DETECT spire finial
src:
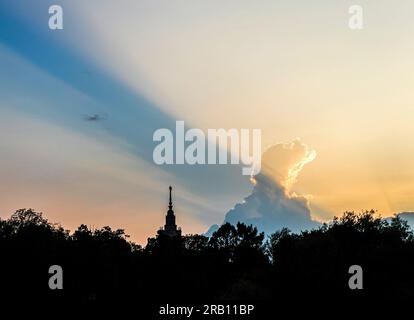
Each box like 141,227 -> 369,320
169,186 -> 173,210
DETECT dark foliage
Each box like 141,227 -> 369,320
1,208 -> 414,308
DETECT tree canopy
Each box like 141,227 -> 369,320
1,208 -> 414,306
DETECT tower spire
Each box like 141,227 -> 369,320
158,185 -> 181,238
169,185 -> 173,210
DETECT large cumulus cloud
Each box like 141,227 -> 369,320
207,139 -> 320,235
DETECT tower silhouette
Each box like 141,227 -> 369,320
158,186 -> 182,238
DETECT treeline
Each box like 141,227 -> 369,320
1,208 -> 414,306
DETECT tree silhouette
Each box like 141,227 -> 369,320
1,208 -> 414,307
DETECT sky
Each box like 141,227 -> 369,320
1,0 -> 414,243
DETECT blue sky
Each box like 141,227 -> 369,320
0,0 -> 253,242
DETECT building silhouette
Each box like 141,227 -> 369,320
158,186 -> 181,238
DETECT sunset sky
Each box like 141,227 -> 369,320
1,0 -> 414,243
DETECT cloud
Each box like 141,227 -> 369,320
207,139 -> 319,236
394,212 -> 414,230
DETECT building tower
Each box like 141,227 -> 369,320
158,186 -> 182,238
